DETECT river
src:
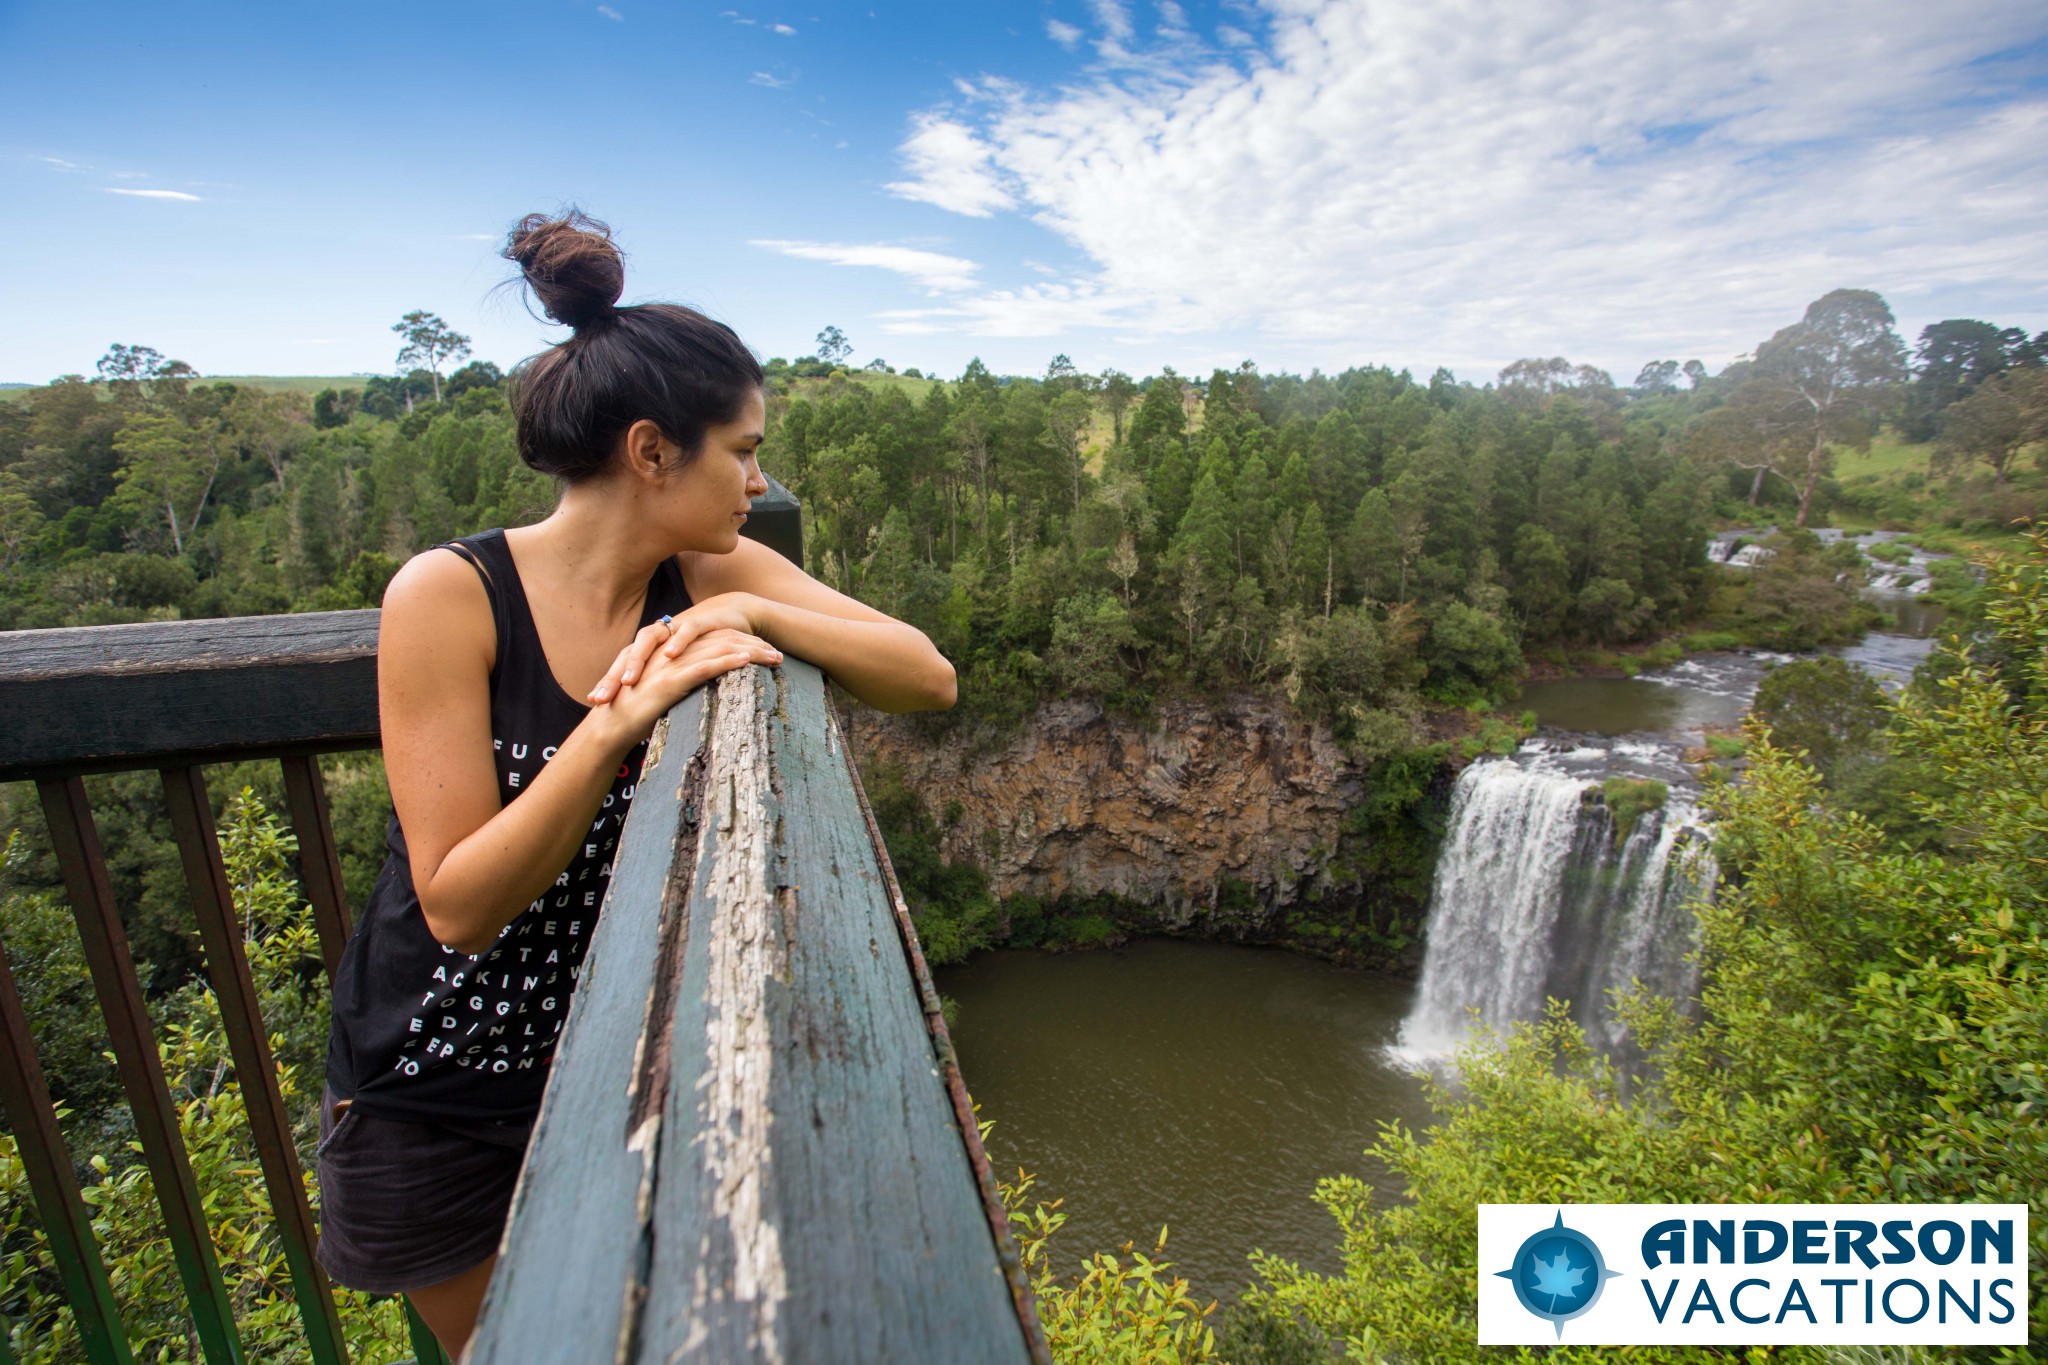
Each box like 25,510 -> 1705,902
938,939 -> 1431,1304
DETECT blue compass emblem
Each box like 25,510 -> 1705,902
1494,1211 -> 1621,1337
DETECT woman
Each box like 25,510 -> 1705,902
318,211 -> 957,1355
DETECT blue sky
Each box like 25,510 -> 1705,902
4,1 -> 2046,387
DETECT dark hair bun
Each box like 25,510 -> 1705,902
505,210 -> 625,331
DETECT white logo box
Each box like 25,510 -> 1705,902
1478,1203 -> 2029,1346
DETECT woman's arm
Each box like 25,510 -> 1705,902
381,550 -> 779,953
589,536 -> 957,714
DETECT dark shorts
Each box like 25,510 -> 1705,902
314,1089 -> 534,1295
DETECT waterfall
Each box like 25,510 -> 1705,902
1397,761 -> 1711,1061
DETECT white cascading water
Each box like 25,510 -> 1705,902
1397,760 -> 1712,1062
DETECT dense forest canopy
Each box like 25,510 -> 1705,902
5,292 -> 2041,746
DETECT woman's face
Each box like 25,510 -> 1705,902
663,387 -> 769,552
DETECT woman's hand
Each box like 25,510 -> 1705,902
587,595 -> 776,706
588,621 -> 782,742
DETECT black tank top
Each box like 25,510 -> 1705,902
325,529 -> 693,1124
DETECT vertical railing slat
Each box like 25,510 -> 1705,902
0,935 -> 136,1365
403,1299 -> 449,1365
159,766 -> 350,1365
278,756 -> 353,984
34,777 -> 245,1365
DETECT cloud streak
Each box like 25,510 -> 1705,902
883,0 -> 2048,374
106,187 -> 201,202
752,239 -> 982,293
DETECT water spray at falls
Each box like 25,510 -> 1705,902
1398,761 -> 1712,1061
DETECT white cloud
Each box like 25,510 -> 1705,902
106,188 -> 201,202
749,70 -> 795,88
1088,0 -> 1133,42
597,5 -> 623,20
884,112 -> 1015,218
883,0 -> 2048,374
752,239 -> 982,293
38,156 -> 88,172
1046,19 -> 1082,48
770,22 -> 796,35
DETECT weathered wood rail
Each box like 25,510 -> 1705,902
468,660 -> 1046,1363
0,479 -> 1044,1363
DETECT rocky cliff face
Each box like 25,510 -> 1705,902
853,695 -> 1400,943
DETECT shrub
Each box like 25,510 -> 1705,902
1599,776 -> 1668,843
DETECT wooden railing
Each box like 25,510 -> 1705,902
467,657 -> 1044,1364
0,482 -> 1044,1363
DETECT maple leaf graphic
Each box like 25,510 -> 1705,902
1527,1249 -> 1588,1310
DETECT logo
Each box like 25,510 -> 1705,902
1496,1210 -> 1622,1337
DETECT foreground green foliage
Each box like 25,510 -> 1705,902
1234,529 -> 2048,1362
1000,1162 -> 1219,1365
1,792 -> 414,1363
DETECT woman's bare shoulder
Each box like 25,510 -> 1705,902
379,546 -> 496,669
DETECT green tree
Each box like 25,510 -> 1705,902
1125,372 -> 1188,464
1049,590 -> 1137,697
231,387 -> 312,486
110,412 -> 226,555
391,310 -> 472,403
1751,656 -> 1888,782
1345,488 -> 1399,602
0,470 -> 48,577
1903,317 -> 2025,439
1748,288 -> 1910,527
1936,366 -> 2047,489
1289,501 -> 1331,617
1231,452 -> 1272,577
1047,389 -> 1095,517
1508,524 -> 1571,640
1170,472 -> 1233,583
1099,369 -> 1137,445
1423,600 -> 1519,695
815,324 -> 852,366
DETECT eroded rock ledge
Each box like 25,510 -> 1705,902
853,695 -> 1437,959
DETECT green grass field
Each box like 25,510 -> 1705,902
1834,432 -> 1934,480
0,374 -> 369,403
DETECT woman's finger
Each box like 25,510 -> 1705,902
680,650 -> 756,692
590,621 -> 682,703
586,644 -> 638,704
671,630 -> 781,667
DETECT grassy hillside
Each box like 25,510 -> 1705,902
0,374 -> 370,403
1833,431 -> 1934,481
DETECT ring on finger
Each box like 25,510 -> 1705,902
658,613 -> 675,640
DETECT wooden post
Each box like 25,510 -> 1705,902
470,662 -> 1042,1364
